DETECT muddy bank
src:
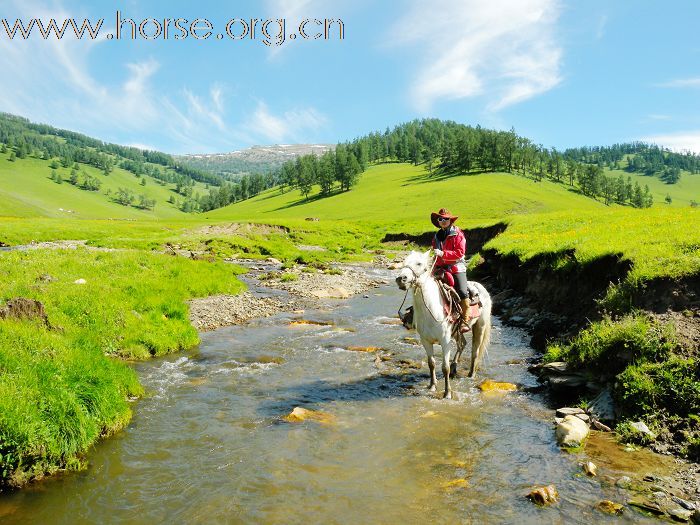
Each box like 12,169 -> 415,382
381,222 -> 508,255
474,248 -> 700,506
477,248 -> 634,348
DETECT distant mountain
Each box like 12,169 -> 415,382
177,144 -> 335,179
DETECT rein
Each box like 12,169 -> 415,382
398,256 -> 452,324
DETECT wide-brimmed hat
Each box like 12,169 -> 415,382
431,208 -> 459,228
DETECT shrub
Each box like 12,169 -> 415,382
544,313 -> 676,376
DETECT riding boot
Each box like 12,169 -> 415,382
459,298 -> 471,333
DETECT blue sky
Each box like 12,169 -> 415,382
1,0 -> 700,155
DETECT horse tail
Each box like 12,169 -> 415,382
478,313 -> 491,362
471,304 -> 492,373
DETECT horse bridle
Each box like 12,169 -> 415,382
397,256 -> 444,323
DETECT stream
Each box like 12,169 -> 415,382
1,269 -> 669,524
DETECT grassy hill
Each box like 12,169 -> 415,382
605,164 -> 700,207
0,149 -> 210,219
205,162 -> 605,229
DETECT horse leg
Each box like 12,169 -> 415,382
450,333 -> 465,379
422,339 -> 437,392
441,338 -> 453,399
468,326 -> 480,378
468,320 -> 486,378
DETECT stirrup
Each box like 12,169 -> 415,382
460,323 -> 472,333
469,294 -> 482,307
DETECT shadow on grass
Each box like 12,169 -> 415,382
401,167 -> 505,186
271,188 -> 347,212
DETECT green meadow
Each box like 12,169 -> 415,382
0,149 -> 210,220
206,162 -> 605,229
2,160 -> 700,484
0,248 -> 245,487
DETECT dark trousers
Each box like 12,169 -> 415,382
453,271 -> 469,300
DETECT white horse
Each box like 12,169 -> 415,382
395,250 -> 492,399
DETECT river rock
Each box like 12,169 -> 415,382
556,415 -> 590,447
346,346 -> 383,353
556,407 -> 585,417
540,361 -> 569,375
592,419 -> 612,432
548,374 -> 587,392
582,461 -> 597,476
597,500 -> 624,515
266,257 -> 282,265
629,421 -> 655,439
309,286 -> 353,299
628,496 -> 664,515
527,485 -> 558,505
74,278 -> 87,284
575,413 -> 591,423
632,420 -> 654,434
616,476 -> 632,488
282,407 -> 334,425
668,508 -> 693,522
672,497 -> 697,511
588,388 -> 615,422
478,380 -> 517,392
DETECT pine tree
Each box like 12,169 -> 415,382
632,182 -> 643,207
69,169 -> 79,185
8,151 -> 16,162
643,185 -> 653,208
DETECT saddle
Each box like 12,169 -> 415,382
399,276 -> 481,332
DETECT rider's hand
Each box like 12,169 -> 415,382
434,249 -> 444,257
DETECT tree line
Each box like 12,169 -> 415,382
0,113 -> 223,187
563,143 -> 699,181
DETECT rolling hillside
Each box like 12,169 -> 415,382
205,162 -> 606,229
0,149 -> 210,219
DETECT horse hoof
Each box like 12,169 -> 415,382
444,391 -> 452,400
449,363 -> 458,379
428,385 -> 437,393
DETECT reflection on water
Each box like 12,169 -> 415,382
2,282 -> 663,524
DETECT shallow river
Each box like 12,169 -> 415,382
2,271 -> 667,524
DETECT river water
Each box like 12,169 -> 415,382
1,271 -> 667,524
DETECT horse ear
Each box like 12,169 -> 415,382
423,249 -> 431,259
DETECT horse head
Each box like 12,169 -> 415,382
395,250 -> 432,290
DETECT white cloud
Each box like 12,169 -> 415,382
247,101 -> 327,142
641,131 -> 700,154
0,0 -> 331,153
657,78 -> 700,88
390,0 -> 563,112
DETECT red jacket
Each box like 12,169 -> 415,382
431,226 -> 466,273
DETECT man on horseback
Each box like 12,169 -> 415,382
431,208 -> 481,332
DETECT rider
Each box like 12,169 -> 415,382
431,208 -> 480,332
